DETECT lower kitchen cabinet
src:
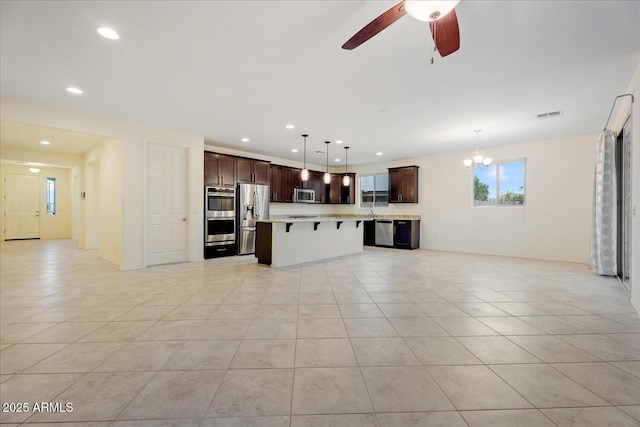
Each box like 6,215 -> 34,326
394,219 -> 420,249
363,220 -> 375,246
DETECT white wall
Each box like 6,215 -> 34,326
335,134 -> 595,264
81,139 -> 123,266
1,97 -> 205,270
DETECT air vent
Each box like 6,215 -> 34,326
537,110 -> 563,119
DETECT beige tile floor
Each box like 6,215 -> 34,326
1,239 -> 640,426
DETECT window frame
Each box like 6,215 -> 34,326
46,177 -> 56,215
472,157 -> 527,208
359,173 -> 389,208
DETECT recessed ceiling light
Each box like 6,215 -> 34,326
334,158 -> 341,162
241,137 -> 250,142
376,152 -> 383,156
291,148 -> 299,153
285,124 -> 295,129
29,167 -> 41,173
66,87 -> 83,95
97,27 -> 119,40
40,140 -> 51,145
335,140 -> 343,144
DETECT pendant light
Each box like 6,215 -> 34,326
342,146 -> 350,186
463,129 -> 492,168
323,141 -> 331,184
301,134 -> 309,181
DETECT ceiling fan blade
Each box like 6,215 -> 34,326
429,9 -> 460,57
342,1 -> 406,50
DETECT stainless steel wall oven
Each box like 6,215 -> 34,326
204,186 -> 236,258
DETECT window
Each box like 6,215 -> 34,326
360,174 -> 389,207
46,177 -> 56,215
473,159 -> 526,207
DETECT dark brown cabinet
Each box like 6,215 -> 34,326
388,166 -> 419,203
270,165 -> 284,202
204,152 -> 236,187
328,173 -> 355,204
270,165 -> 301,202
204,149 -> 356,205
308,171 -> 326,203
285,167 -> 302,202
342,173 -> 356,204
237,158 -> 270,184
329,174 -> 342,204
394,219 -> 420,249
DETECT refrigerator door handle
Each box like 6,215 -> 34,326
254,191 -> 260,220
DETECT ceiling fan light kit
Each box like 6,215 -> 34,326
342,0 -> 460,57
404,0 -> 460,22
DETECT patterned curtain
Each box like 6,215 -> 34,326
588,131 -> 617,275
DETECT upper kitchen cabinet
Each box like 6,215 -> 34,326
270,165 -> 301,202
204,152 -> 236,187
328,173 -> 356,204
308,170 -> 326,203
237,158 -> 270,185
285,167 -> 302,201
388,166 -> 419,203
270,165 -> 284,202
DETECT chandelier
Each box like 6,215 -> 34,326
463,130 -> 492,168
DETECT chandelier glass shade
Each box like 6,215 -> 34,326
464,130 -> 491,168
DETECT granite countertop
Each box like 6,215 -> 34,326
260,214 -> 421,223
258,216 -> 367,224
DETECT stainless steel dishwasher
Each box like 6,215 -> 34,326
374,219 -> 394,247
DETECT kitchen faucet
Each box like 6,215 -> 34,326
368,208 -> 374,218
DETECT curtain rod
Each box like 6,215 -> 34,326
603,93 -> 634,131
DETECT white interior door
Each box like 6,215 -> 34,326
147,142 -> 188,265
4,173 -> 40,240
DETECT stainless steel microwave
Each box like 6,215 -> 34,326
293,188 -> 315,203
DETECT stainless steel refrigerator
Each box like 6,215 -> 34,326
237,183 -> 270,255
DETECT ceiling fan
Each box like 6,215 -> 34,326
342,0 -> 461,57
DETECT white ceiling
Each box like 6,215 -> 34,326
1,1 -> 639,165
1,121 -> 105,155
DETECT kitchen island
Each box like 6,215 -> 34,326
255,217 -> 366,268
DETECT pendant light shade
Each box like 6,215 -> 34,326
323,141 -> 331,184
342,146 -> 350,187
301,134 -> 309,181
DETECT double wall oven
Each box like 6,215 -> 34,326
204,186 -> 236,258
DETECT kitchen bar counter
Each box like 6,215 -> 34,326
255,217 -> 365,268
